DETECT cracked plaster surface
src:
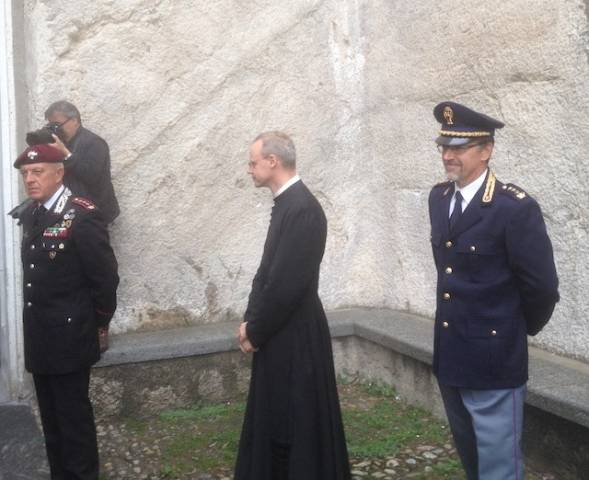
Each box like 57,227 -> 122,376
18,0 -> 589,360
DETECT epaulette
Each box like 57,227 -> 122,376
72,197 -> 97,210
499,183 -> 528,200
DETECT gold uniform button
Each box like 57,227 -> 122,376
30,245 -> 35,250
26,283 -> 32,288
445,241 -> 453,248
491,330 -> 497,336
445,267 -> 453,274
30,264 -> 35,269
443,292 -> 451,300
470,245 -> 476,252
442,321 -> 449,328
26,302 -> 32,307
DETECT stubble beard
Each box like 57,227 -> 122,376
446,171 -> 460,182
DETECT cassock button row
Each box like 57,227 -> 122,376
445,267 -> 453,274
442,321 -> 449,328
491,330 -> 497,336
443,292 -> 451,300
445,241 -> 453,248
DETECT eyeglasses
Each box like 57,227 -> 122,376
437,142 -> 488,154
46,117 -> 72,133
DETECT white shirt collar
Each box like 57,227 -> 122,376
455,168 -> 488,206
274,175 -> 301,198
43,185 -> 65,211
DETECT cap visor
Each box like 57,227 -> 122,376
435,135 -> 472,146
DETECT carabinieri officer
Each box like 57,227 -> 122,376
428,101 -> 559,480
15,143 -> 119,480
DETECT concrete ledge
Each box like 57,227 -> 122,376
94,308 -> 589,478
98,308 -> 589,429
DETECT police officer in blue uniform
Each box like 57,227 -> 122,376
15,143 -> 119,480
428,102 -> 559,480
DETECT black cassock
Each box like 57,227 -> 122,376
235,181 -> 351,480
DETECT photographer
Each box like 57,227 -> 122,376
43,100 -> 120,224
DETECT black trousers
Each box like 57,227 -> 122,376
33,369 -> 99,480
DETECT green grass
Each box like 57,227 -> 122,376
158,401 -> 244,475
160,401 -> 245,422
111,381 -> 458,478
430,458 -> 463,476
342,380 -> 450,458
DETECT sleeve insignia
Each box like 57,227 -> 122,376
72,197 -> 97,210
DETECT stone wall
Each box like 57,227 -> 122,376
18,0 -> 589,360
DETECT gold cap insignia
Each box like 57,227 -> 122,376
443,106 -> 454,125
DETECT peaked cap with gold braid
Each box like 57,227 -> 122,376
434,101 -> 505,146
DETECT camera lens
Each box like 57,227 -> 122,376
46,123 -> 61,134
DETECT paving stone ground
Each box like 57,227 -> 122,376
0,405 -> 48,480
95,423 -> 556,480
93,382 -> 558,480
0,388 -> 560,480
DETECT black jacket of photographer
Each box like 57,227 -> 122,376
64,126 -> 120,223
21,188 -> 119,374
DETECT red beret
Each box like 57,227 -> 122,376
14,144 -> 66,168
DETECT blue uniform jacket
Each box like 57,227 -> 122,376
429,171 -> 559,389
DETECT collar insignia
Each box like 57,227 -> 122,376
482,171 -> 496,203
53,188 -> 72,215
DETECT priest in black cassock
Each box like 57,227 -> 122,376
234,131 -> 351,480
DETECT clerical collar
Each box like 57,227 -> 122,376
274,175 -> 301,198
43,185 -> 65,211
455,169 -> 487,206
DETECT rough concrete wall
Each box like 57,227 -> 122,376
21,0 -> 372,331
363,0 -> 589,360
20,1 -> 589,360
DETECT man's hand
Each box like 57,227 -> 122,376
238,322 -> 258,354
49,134 -> 72,157
98,326 -> 109,353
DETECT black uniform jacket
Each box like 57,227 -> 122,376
235,181 -> 350,480
21,188 -> 119,375
64,126 -> 120,223
429,171 -> 559,390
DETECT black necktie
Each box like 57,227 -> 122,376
33,205 -> 47,227
449,191 -> 463,231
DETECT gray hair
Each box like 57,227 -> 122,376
254,131 -> 296,169
44,100 -> 81,122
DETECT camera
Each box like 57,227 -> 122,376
25,123 -> 60,146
